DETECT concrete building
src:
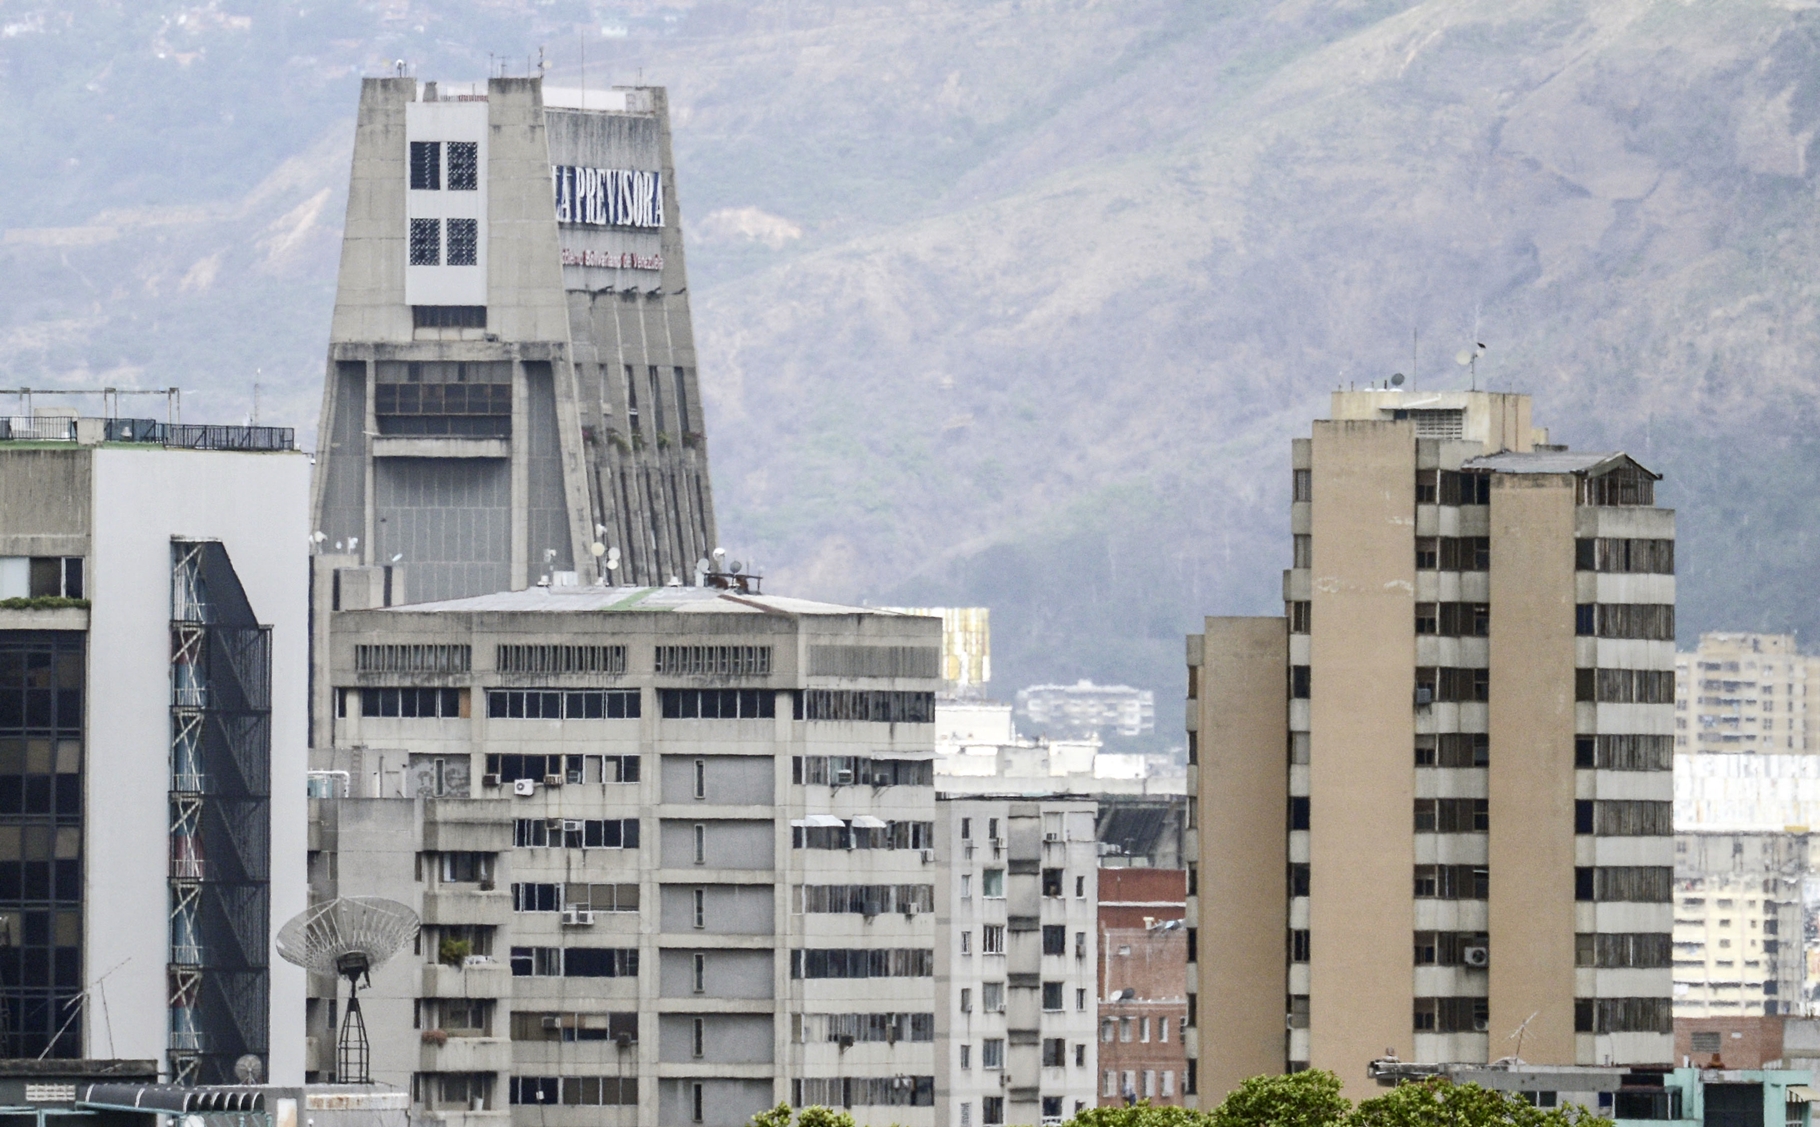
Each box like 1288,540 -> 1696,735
312,76 -> 719,606
1675,635 -> 1817,754
308,584 -> 941,1126
1673,834 -> 1806,1017
0,419 -> 309,1084
933,701 -> 1184,799
1096,869 -> 1186,1108
1188,390 -> 1676,1100
1017,683 -> 1155,739
933,797 -> 1098,1127
1674,1015 -> 1787,1069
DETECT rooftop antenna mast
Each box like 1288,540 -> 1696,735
1455,342 -> 1486,390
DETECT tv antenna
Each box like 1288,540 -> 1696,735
1508,1010 -> 1539,1066
1454,342 -> 1487,390
276,897 -> 420,1084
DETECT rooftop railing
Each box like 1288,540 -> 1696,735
0,416 -> 294,451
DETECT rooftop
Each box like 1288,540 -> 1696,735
1463,449 -> 1658,478
0,416 -> 294,452
384,584 -> 923,618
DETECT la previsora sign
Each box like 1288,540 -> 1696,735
553,166 -> 664,229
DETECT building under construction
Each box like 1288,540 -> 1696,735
312,77 -> 718,602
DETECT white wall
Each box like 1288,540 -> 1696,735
88,448 -> 310,1079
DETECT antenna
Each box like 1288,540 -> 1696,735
1454,342 -> 1486,390
1508,1010 -> 1539,1066
276,897 -> 420,1085
1412,328 -> 1418,389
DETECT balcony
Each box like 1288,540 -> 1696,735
419,1034 -> 512,1074
421,960 -> 512,999
421,889 -> 512,927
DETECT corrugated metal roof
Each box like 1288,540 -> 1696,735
385,585 -> 911,617
1463,450 -> 1657,477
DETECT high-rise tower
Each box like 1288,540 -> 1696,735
312,77 -> 718,603
1186,390 -> 1675,1099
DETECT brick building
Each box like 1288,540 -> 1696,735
1097,869 -> 1188,1106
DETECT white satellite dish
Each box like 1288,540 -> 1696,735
590,542 -> 606,557
276,897 -> 419,1084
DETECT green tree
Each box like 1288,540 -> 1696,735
749,1105 -> 794,1127
1210,1070 -> 1351,1127
746,1106 -> 857,1127
1065,1100 -> 1212,1127
1350,1079 -> 1597,1127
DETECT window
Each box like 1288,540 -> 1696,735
983,925 -> 1005,954
693,824 -> 705,865
508,1011 -> 637,1043
1293,469 -> 1311,502
961,875 -> 972,898
1289,796 -> 1310,831
1077,988 -> 1087,1012
1290,665 -> 1311,698
410,141 -> 441,190
1043,982 -> 1064,1011
1439,471 -> 1490,506
486,689 -> 640,719
496,644 -> 624,674
1043,925 -> 1066,955
447,141 -> 477,190
659,688 -> 775,719
983,982 -> 1004,1011
794,885 -> 935,914
1437,536 -> 1491,570
960,931 -> 971,955
1415,470 -> 1437,503
982,870 -> 1004,898
1416,666 -> 1489,703
960,1044 -> 971,1069
1576,866 -> 1672,902
1287,995 -> 1309,1029
795,689 -> 936,723
440,852 -> 493,883
1141,1017 -> 1151,1042
961,818 -> 972,839
983,1097 -> 1004,1125
691,953 -> 706,993
358,643 -> 470,673
508,1076 -> 637,1107
1578,465 -> 1657,507
1416,733 -> 1488,767
512,818 -> 639,850
508,947 -> 635,977
409,218 -> 441,265
1413,798 -> 1489,833
1575,669 -> 1675,704
1414,997 -> 1488,1033
790,949 -> 936,979
1119,1017 -> 1133,1042
1575,538 -> 1674,574
1413,865 -> 1489,899
1574,603 -> 1676,640
1578,800 -> 1673,836
691,1017 -> 705,1058
1042,868 -> 1064,897
411,305 -> 486,329
1289,929 -> 1311,962
1075,875 -> 1086,898
512,883 -> 561,912
1290,732 -> 1310,764
692,888 -> 705,929
1412,931 -> 1490,966
1573,997 -> 1672,1033
1415,538 -> 1439,569
1289,863 -> 1310,897
1415,603 -> 1438,635
1574,932 -> 1671,968
982,1039 -> 1005,1069
692,1082 -> 704,1123
795,755 -> 933,787
692,759 -> 706,799
1293,535 -> 1312,568
1076,1043 -> 1087,1066
446,218 -> 478,266
1289,600 -> 1311,633
1159,1017 -> 1170,1043
362,687 -> 462,718
1043,1038 -> 1065,1067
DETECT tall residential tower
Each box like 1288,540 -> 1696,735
1187,391 -> 1675,1099
313,77 -> 717,604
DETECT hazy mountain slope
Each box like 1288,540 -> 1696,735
1,0 -> 1817,739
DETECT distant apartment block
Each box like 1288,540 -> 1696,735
1017,682 -> 1155,738
1189,390 -> 1674,1099
309,583 -> 941,1125
934,701 -> 1183,798
1676,634 -> 1818,753
934,798 -> 1098,1127
1673,834 -> 1806,1017
1096,869 -> 1186,1108
0,419 -> 308,1084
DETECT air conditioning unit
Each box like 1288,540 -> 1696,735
513,778 -> 536,797
1044,832 -> 1062,842
481,773 -> 502,788
562,819 -> 583,832
1473,1016 -> 1490,1033
543,773 -> 564,788
541,1016 -> 561,1031
561,906 -> 595,926
1415,687 -> 1434,706
1462,946 -> 1490,968
920,849 -> 935,863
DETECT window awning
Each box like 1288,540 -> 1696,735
848,815 -> 888,829
1785,1088 -> 1820,1104
799,814 -> 845,828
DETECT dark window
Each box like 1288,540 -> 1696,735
1288,797 -> 1310,831
789,948 -> 935,979
411,305 -> 487,329
1578,866 -> 1672,902
1578,465 -> 1657,507
1578,669 -> 1675,704
1042,982 -> 1064,1011
1288,929 -> 1310,962
1573,997 -> 1672,1033
1415,470 -> 1437,503
1186,928 -> 1197,962
1577,604 -> 1676,640
1042,926 -> 1066,956
1415,603 -> 1437,634
1576,538 -> 1674,574
1575,736 -> 1595,769
486,689 -> 640,720
1415,996 -> 1488,1033
410,141 -> 441,190
409,218 -> 441,265
1293,469 -> 1311,502
1415,538 -> 1439,569
1414,865 -> 1488,899
1590,801 -> 1673,836
360,687 -> 461,718
446,142 -> 478,190
1575,800 -> 1594,834
1414,799 -> 1488,833
796,690 -> 935,723
1186,731 -> 1198,765
1042,1038 -> 1065,1067
659,688 -> 776,720
1041,869 -> 1063,897
1289,601 -> 1310,633
1288,863 -> 1309,897
1439,471 -> 1491,506
1575,932 -> 1671,968
1438,537 -> 1491,570
447,218 -> 478,266
1290,666 -> 1310,699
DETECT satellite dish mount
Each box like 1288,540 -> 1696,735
276,897 -> 419,1086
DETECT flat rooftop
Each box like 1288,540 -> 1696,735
385,584 -> 924,618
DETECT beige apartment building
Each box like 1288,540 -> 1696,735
1185,390 -> 1675,1101
1675,634 -> 1818,753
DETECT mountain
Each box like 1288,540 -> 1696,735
4,0 -> 1819,745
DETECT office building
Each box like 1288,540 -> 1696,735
1017,683 -> 1155,739
1675,634 -> 1818,753
312,76 -> 718,605
0,417 -> 308,1083
1672,833 -> 1806,1017
309,582 -> 940,1125
1096,869 -> 1187,1107
933,797 -> 1098,1127
1188,390 -> 1675,1099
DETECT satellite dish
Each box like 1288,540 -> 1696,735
276,897 -> 419,1084
606,546 -> 620,562
729,560 -> 744,574
712,547 -> 726,560
1391,373 -> 1405,387
1455,349 -> 1473,366
606,558 -> 619,571
594,523 -> 608,537
590,542 -> 606,557
234,1054 -> 264,1084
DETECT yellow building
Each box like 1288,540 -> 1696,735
1675,633 -> 1818,753
1186,390 -> 1674,1101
